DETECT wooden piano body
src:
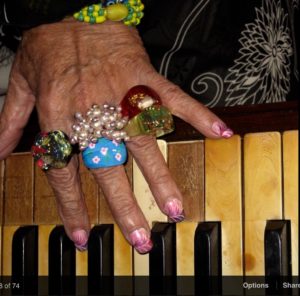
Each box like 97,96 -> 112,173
0,101 -> 298,294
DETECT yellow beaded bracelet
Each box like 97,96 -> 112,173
73,0 -> 144,25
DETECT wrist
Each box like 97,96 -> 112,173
22,15 -> 144,55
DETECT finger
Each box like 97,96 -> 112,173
145,74 -> 234,139
0,63 -> 35,159
46,155 -> 91,251
126,136 -> 185,222
37,93 -> 91,251
92,165 -> 153,254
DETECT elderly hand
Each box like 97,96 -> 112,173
0,19 -> 233,253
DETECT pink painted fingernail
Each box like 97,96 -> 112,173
212,122 -> 234,138
75,243 -> 88,252
130,228 -> 153,254
72,229 -> 88,251
164,198 -> 185,222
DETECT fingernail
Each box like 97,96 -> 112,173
164,198 -> 185,222
212,122 -> 234,138
72,229 -> 88,251
130,228 -> 153,254
75,243 -> 88,252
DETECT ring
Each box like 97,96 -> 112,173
70,86 -> 174,151
120,85 -> 162,119
31,131 -> 73,171
121,85 -> 175,137
123,105 -> 174,137
70,104 -> 129,151
82,137 -> 127,169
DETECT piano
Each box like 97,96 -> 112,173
0,101 -> 298,295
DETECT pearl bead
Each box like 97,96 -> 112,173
112,131 -> 120,137
91,121 -> 101,128
83,124 -> 90,130
72,124 -> 81,132
116,122 -> 123,129
71,103 -> 129,147
102,115 -> 109,122
75,112 -> 83,120
70,137 -> 78,145
79,131 -> 88,138
109,115 -> 116,122
93,109 -> 101,116
94,130 -> 102,137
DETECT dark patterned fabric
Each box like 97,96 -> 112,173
139,0 -> 300,106
0,0 -> 299,107
0,0 -> 99,28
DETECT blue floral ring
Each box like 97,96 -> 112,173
82,138 -> 127,169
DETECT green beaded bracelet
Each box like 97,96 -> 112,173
73,0 -> 144,26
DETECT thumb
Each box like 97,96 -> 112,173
0,68 -> 35,159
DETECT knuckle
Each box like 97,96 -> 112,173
47,165 -> 79,193
162,85 -> 186,109
0,117 -> 8,133
128,135 -> 156,152
152,77 -> 182,99
150,170 -> 171,187
111,196 -> 138,219
161,83 -> 182,98
58,199 -> 86,220
92,166 -> 120,181
92,167 -> 139,219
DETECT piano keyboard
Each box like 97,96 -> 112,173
0,132 -> 298,294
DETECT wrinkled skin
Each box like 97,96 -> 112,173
0,18 -> 233,252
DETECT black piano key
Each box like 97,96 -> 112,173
12,225 -> 38,295
149,222 -> 176,295
48,225 -> 76,295
88,224 -> 114,295
265,220 -> 292,295
194,221 -> 222,276
194,221 -> 222,295
265,220 -> 292,276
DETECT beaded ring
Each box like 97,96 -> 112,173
73,0 -> 144,26
70,104 -> 129,151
